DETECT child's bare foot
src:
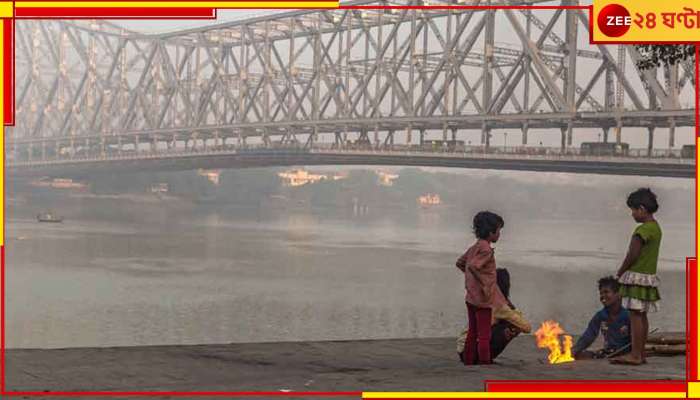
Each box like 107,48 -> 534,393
609,355 -> 644,365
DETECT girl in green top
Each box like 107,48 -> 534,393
611,188 -> 661,366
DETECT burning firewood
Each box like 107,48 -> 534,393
535,321 -> 574,364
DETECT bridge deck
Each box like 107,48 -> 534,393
9,149 -> 696,178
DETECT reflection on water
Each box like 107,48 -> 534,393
6,200 -> 690,349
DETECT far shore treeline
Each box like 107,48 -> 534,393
9,168 -> 692,223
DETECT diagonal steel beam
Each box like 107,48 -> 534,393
88,38 -> 128,132
576,10 -> 645,111
156,43 -> 197,128
457,75 -> 484,113
119,45 -> 158,129
575,61 -> 606,110
504,9 -> 567,112
413,6 -> 481,114
529,63 -> 564,113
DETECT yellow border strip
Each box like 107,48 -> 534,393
0,2 -> 12,17
363,392 -> 687,399
689,382 -> 700,398
15,1 -> 339,8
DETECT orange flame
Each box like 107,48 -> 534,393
535,320 -> 575,364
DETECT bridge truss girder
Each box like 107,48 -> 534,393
7,0 -> 696,164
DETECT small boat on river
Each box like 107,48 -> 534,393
37,211 -> 63,223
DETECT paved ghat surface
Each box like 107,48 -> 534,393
6,336 -> 685,398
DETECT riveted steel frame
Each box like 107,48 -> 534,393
7,0 -> 696,164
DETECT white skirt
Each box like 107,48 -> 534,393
621,297 -> 659,313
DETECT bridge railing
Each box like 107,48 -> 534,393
309,143 -> 693,161
8,142 -> 695,167
305,147 -> 694,165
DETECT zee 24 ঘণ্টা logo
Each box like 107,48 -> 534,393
595,1 -> 700,41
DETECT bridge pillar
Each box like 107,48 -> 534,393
602,127 -> 609,143
560,128 -> 566,150
668,118 -> 676,148
334,131 -> 340,147
522,124 -> 528,145
451,128 -> 457,142
481,123 -> 489,147
359,128 -> 368,146
419,129 -> 425,146
615,121 -> 622,144
566,121 -> 573,147
647,127 -> 655,157
263,130 -> 271,148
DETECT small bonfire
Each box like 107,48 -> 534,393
535,320 -> 575,364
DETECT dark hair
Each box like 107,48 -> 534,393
496,268 -> 511,299
626,188 -> 659,213
598,276 -> 620,292
473,211 -> 504,240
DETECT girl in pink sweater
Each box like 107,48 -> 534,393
456,211 -> 507,365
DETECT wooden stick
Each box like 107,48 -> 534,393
605,328 -> 659,359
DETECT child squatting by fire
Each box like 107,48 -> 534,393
572,276 -> 631,360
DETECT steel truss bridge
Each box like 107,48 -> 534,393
6,0 -> 697,178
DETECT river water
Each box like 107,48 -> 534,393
5,171 -> 692,349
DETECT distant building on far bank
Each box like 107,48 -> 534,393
417,194 -> 441,207
278,169 -> 345,187
198,169 -> 221,185
376,170 -> 399,186
29,177 -> 87,190
150,183 -> 169,194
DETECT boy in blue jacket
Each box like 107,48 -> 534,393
572,276 -> 631,359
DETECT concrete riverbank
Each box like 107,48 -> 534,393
6,336 -> 685,398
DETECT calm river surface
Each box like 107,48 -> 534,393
6,173 -> 692,349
